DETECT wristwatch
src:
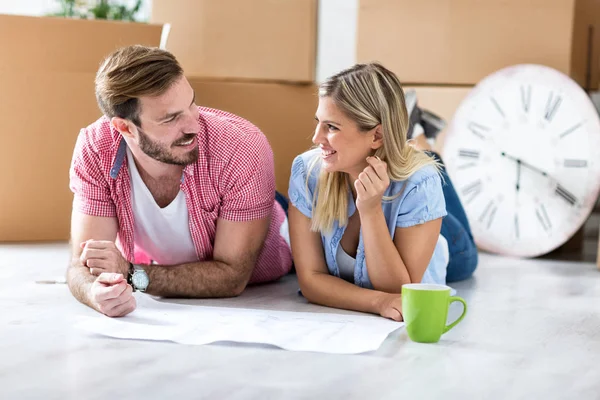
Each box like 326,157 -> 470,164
128,263 -> 150,292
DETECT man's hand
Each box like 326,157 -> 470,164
90,273 -> 136,317
80,240 -> 130,276
375,293 -> 403,322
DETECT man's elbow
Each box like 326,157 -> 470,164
227,278 -> 248,297
66,261 -> 83,288
212,257 -> 257,297
225,266 -> 252,297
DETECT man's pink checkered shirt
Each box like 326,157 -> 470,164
69,107 -> 292,284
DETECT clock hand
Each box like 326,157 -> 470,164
500,152 -> 549,178
501,152 -> 579,206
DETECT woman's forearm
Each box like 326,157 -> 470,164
298,271 -> 386,316
360,208 -> 412,292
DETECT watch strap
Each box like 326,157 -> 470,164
127,262 -> 134,286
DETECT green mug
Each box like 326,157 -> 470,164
401,283 -> 467,343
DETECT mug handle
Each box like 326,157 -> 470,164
443,296 -> 467,334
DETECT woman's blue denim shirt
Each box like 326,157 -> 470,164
288,149 -> 449,288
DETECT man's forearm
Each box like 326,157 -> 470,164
66,262 -> 96,310
143,260 -> 251,298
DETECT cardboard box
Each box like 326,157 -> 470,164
152,0 -> 317,83
0,15 -> 164,73
358,0 -> 600,90
403,85 -> 472,155
189,79 -> 318,194
0,15 -> 164,242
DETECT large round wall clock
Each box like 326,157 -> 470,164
442,64 -> 600,257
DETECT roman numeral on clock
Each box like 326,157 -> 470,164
514,214 -> 520,239
559,122 -> 583,139
535,204 -> 552,232
490,96 -> 506,118
544,92 -> 562,122
520,85 -> 531,113
555,184 -> 577,205
468,122 -> 490,139
478,200 -> 497,229
459,149 -> 480,159
458,163 -> 477,170
563,159 -> 588,168
461,180 -> 482,204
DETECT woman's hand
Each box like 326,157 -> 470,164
375,292 -> 403,321
354,156 -> 390,215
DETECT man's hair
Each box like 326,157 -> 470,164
95,45 -> 184,127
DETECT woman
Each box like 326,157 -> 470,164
287,63 -> 477,321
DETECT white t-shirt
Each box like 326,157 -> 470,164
127,147 -> 198,265
336,244 -> 356,283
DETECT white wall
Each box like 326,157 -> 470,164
316,0 -> 358,82
0,0 -> 55,16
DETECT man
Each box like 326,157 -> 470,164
68,45 -> 292,317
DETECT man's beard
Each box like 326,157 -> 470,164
138,128 -> 199,166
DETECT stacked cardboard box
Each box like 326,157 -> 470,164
0,15 -> 164,241
359,0 -> 600,254
358,0 -> 600,89
152,0 -> 319,194
359,0 -> 600,156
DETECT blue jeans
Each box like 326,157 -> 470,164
275,191 -> 289,215
428,152 -> 478,282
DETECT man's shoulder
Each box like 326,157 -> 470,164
199,106 -> 271,157
199,107 -> 261,140
78,115 -> 118,154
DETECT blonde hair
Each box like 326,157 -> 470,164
309,63 -> 439,233
95,45 -> 183,127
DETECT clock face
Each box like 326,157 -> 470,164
443,64 -> 600,257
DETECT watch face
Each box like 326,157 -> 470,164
443,64 -> 600,257
132,270 -> 149,290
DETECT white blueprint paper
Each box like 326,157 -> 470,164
75,293 -> 403,354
